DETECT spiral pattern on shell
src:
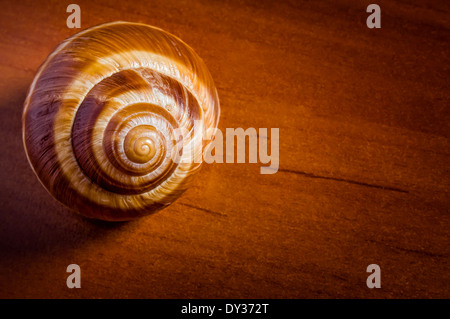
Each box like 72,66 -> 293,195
22,22 -> 220,221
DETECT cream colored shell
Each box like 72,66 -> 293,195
22,22 -> 220,221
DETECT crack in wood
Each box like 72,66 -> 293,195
178,202 -> 228,217
278,169 -> 409,193
366,239 -> 445,258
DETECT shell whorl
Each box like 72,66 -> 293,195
22,22 -> 220,221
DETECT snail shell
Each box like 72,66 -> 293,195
22,22 -> 220,221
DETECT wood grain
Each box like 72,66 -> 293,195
0,0 -> 448,298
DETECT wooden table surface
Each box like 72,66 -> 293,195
0,0 -> 448,298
